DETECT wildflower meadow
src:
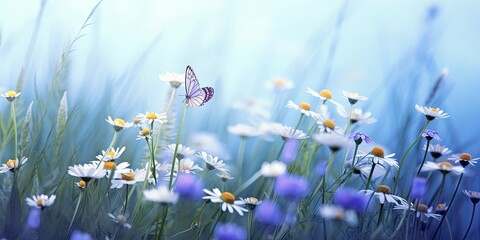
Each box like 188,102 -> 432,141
0,1 -> 479,240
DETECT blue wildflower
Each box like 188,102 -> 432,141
70,230 -> 93,240
315,162 -> 327,176
175,174 -> 205,200
349,131 -> 372,145
256,200 -> 281,225
275,175 -> 309,200
27,208 -> 41,229
334,188 -> 367,212
422,129 -> 440,141
281,139 -> 299,163
411,177 -> 427,199
214,223 -> 247,240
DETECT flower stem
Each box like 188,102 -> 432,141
432,173 -> 464,239
157,205 -> 169,240
462,204 -> 476,240
393,120 -> 430,194
207,210 -> 222,240
416,139 -> 431,176
428,173 -> 445,207
365,163 -> 376,190
351,143 -> 360,166
11,102 -> 18,160
247,211 -> 253,240
234,170 -> 262,195
236,137 -> 246,185
377,203 -> 384,227
67,191 -> 84,237
123,185 -> 129,214
168,104 -> 188,189
153,87 -> 177,152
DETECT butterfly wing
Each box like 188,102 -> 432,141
185,66 -> 214,107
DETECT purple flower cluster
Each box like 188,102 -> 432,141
333,188 -> 367,211
411,177 -> 427,198
256,200 -> 281,225
349,131 -> 372,145
175,174 -> 205,200
275,175 -> 309,200
214,223 -> 247,240
422,129 -> 440,141
281,139 -> 299,163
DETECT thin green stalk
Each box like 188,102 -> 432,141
123,185 -> 129,214
428,173 -> 446,207
157,205 -> 169,240
351,143 -> 360,166
168,104 -> 188,189
207,210 -> 222,240
146,138 -> 157,185
11,102 -> 18,160
365,163 -> 376,190
462,204 -> 476,240
393,120 -> 430,194
377,203 -> 384,227
416,139 -> 431,176
67,191 -> 84,237
234,171 -> 262,195
236,137 -> 246,185
247,211 -> 253,240
343,104 -> 353,135
432,173 -> 464,239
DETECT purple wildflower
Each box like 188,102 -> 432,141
275,175 -> 309,200
256,200 -> 281,226
175,174 -> 205,200
411,177 -> 427,199
27,208 -> 41,229
70,230 -> 93,240
334,188 -> 367,212
422,129 -> 440,141
349,131 -> 372,145
315,162 -> 327,176
214,223 -> 247,240
281,139 -> 299,163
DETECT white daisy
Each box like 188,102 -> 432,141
421,161 -> 464,175
463,190 -> 480,204
415,105 -> 450,120
270,124 -> 308,140
359,185 -> 407,206
0,156 -> 28,173
1,90 -> 21,102
448,153 -> 479,167
96,146 -> 126,161
313,133 -> 352,152
305,88 -> 345,109
175,158 -> 203,175
425,144 -> 451,159
316,119 -> 341,133
136,129 -> 153,140
106,116 -> 134,132
110,169 -> 146,189
228,124 -> 261,138
394,203 -> 441,220
159,71 -> 184,89
337,107 -> 376,124
90,161 -> 131,177
239,197 -> 262,210
318,205 -> 358,226
136,112 -> 167,125
108,213 -> 132,229
143,185 -> 179,205
341,90 -> 368,105
145,161 -> 172,184
164,144 -> 196,160
358,147 -> 398,169
25,194 -> 56,209
265,78 -> 294,91
285,100 -> 320,119
346,160 -> 388,180
203,188 -> 248,216
261,161 -> 286,177
217,172 -> 234,182
68,163 -> 107,182
196,151 -> 229,173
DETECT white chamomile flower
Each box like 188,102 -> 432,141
265,78 -> 294,91
203,188 -> 248,216
337,107 -> 376,124
394,203 -> 441,220
143,185 -> 178,205
319,205 -> 358,226
228,124 -> 261,138
261,161 -> 286,177
313,133 -> 352,152
240,197 -> 262,210
359,185 -> 407,206
106,116 -> 133,132
2,90 -> 21,102
425,144 -> 451,159
285,100 -> 320,119
217,172 -> 234,182
358,147 -> 398,169
421,161 -> 464,175
108,213 -> 132,229
136,112 -> 167,125
165,144 -> 196,160
305,88 -> 345,109
111,169 -> 146,189
176,158 -> 203,174
96,146 -> 126,161
25,194 -> 56,209
145,161 -> 172,184
68,163 -> 107,182
415,105 -> 450,121
270,124 -> 307,140
0,156 -> 28,173
136,129 -> 153,140
159,71 -> 185,89
90,161 -> 130,177
448,153 -> 479,167
341,90 -> 368,105
196,151 -> 229,173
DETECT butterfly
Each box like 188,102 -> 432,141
184,65 -> 214,107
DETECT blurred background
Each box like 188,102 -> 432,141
0,0 -> 479,237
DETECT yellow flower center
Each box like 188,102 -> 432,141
79,180 -> 86,188
299,102 -> 311,111
428,107 -> 440,113
114,118 -> 125,126
104,162 -> 116,170
133,117 -> 140,124
181,164 -> 190,171
436,203 -> 446,210
274,79 -> 285,88
323,119 -> 335,130
247,197 -> 258,203
6,91 -> 17,97
220,192 -> 235,204
37,199 -> 43,206
106,151 -> 116,158
413,203 -> 429,213
146,112 -> 157,120
121,172 -> 135,181
319,89 -> 332,99
438,162 -> 452,170
371,146 -> 385,158
375,185 -> 392,194
6,159 -> 17,168
460,153 -> 472,161
140,129 -> 151,136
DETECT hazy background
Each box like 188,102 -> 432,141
0,0 -> 479,237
